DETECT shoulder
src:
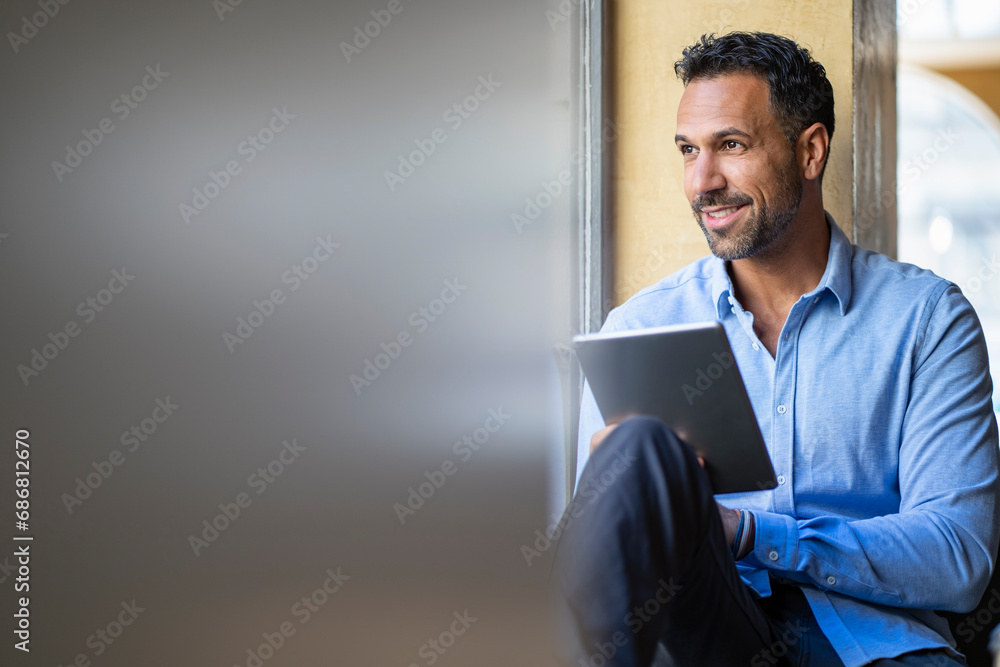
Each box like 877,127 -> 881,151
604,255 -> 719,331
849,245 -> 958,307
847,245 -> 980,355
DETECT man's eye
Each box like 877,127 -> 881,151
679,145 -> 695,155
723,140 -> 742,150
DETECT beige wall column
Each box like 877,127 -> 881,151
609,0 -> 896,308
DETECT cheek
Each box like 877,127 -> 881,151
682,168 -> 696,201
726,170 -> 758,201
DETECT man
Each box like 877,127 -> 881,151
555,32 -> 1000,667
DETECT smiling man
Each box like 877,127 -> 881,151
554,32 -> 1000,667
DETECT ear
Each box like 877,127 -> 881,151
798,122 -> 830,181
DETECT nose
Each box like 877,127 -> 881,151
688,151 -> 726,197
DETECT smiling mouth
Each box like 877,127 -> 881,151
705,206 -> 742,219
699,203 -> 748,228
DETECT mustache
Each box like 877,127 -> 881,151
692,193 -> 753,211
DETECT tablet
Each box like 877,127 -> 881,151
573,321 -> 777,494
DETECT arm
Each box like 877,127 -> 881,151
744,284 -> 1000,612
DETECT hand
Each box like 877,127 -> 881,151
592,431 -> 742,548
590,423 -> 620,453
696,456 -> 741,550
589,414 -> 646,453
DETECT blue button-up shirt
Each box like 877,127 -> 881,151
575,213 -> 1000,666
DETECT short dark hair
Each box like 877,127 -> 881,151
674,31 -> 835,176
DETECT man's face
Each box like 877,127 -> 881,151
675,73 -> 803,260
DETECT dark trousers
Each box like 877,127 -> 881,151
553,416 -> 966,667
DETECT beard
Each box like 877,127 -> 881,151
690,153 -> 803,261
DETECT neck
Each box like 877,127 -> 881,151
728,193 -> 830,316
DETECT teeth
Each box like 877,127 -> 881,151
707,206 -> 740,219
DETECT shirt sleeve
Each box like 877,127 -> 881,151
743,283 -> 1000,613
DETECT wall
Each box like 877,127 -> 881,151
610,0 -> 857,306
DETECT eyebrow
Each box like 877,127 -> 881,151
674,127 -> 752,144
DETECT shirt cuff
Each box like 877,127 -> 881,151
742,510 -> 799,572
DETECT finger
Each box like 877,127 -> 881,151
697,456 -> 706,468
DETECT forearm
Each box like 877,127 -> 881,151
741,286 -> 1000,612
743,507 -> 996,611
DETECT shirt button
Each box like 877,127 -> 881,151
728,296 -> 735,304
777,475 -> 786,485
769,550 -> 779,562
777,405 -> 786,414
752,343 -> 759,351
731,306 -> 737,314
827,576 -> 836,585
784,332 -> 789,340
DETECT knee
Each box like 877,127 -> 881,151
585,415 -> 699,485
614,415 -> 676,442
572,416 -> 716,546
604,415 -> 693,461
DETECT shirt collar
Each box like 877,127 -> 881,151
711,210 -> 853,319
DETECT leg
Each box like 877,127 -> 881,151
756,581 -> 845,667
553,415 -> 778,666
865,650 -> 968,666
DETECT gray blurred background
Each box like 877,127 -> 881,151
0,1 -> 574,664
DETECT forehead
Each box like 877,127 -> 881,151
675,73 -> 776,138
